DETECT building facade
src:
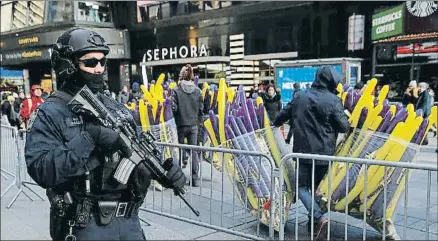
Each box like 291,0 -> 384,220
371,1 -> 438,101
0,1 -> 131,94
125,1 -> 402,91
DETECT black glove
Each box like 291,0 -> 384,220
161,158 -> 186,190
85,123 -> 132,158
130,163 -> 152,198
273,121 -> 282,128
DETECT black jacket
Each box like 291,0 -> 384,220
24,91 -> 147,200
416,89 -> 432,117
261,93 -> 282,123
274,66 -> 350,166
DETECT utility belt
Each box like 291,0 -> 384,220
76,199 -> 141,226
50,192 -> 142,240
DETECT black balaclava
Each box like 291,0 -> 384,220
79,69 -> 105,93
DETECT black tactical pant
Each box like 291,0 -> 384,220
72,215 -> 146,240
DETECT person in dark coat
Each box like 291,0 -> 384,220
274,66 -> 350,240
354,82 -> 365,94
261,84 -> 282,124
117,85 -> 130,104
285,83 -> 301,144
1,95 -> 19,127
130,82 -> 143,103
416,82 -> 432,145
13,91 -> 25,113
25,28 -> 186,240
416,82 -> 432,118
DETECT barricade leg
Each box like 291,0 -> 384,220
1,169 -> 14,178
21,188 -> 35,201
1,172 -> 9,180
139,217 -> 151,226
23,182 -> 45,201
7,187 -> 26,209
1,181 -> 16,198
6,184 -> 44,209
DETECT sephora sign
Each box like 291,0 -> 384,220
145,44 -> 208,61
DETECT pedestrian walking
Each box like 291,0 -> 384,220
171,64 -> 203,187
261,84 -> 282,124
274,66 -> 350,240
117,85 -> 130,104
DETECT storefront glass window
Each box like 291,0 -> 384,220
148,4 -> 161,21
206,64 -> 226,79
137,1 -> 158,23
11,1 -> 45,30
137,1 -> 185,22
160,2 -> 170,19
1,1 -> 13,32
375,66 -> 411,100
220,1 -> 232,8
76,1 -> 112,23
204,1 -> 220,11
47,0 -> 73,22
188,1 -> 203,14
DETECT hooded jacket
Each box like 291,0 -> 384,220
171,80 -> 203,127
274,66 -> 350,166
20,85 -> 44,124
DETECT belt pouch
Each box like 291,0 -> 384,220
96,201 -> 117,226
50,197 -> 67,240
75,199 -> 91,228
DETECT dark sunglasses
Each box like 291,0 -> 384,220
79,57 -> 107,68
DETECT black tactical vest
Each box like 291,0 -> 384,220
47,91 -> 136,198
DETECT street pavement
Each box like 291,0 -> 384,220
1,133 -> 437,240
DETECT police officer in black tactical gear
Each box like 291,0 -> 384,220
24,27 -> 187,240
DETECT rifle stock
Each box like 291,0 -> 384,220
67,86 -> 200,216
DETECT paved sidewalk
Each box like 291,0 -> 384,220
0,181 -> 250,240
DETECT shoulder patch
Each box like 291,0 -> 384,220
26,108 -> 40,132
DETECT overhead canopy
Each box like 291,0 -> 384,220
373,32 -> 438,44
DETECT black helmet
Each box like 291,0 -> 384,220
51,27 -> 110,81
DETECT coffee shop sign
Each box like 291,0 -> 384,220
145,44 -> 208,61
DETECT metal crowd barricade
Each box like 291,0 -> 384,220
277,153 -> 437,241
141,142 -> 277,240
1,129 -> 44,208
1,125 -> 18,180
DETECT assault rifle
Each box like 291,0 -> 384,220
67,85 -> 200,216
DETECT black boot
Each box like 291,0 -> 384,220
191,178 -> 199,187
187,178 -> 199,187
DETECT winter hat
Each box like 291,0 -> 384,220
179,64 -> 194,81
408,80 -> 417,88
